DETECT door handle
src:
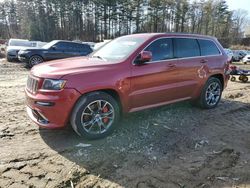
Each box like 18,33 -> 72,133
167,63 -> 176,68
200,59 -> 208,63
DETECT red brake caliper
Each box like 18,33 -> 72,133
102,107 -> 109,124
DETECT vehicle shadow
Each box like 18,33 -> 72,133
39,99 -> 250,187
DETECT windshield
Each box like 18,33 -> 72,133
9,40 -> 33,47
92,36 -> 147,61
42,40 -> 58,49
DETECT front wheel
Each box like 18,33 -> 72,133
198,77 -> 222,109
28,55 -> 43,68
70,92 -> 120,139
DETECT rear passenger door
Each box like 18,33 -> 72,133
80,44 -> 93,56
65,43 -> 80,57
70,44 -> 93,57
198,39 -> 222,71
173,38 -> 204,98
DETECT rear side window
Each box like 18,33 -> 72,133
145,38 -> 173,61
198,39 -> 220,56
81,44 -> 92,52
174,38 -> 200,58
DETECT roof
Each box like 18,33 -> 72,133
128,32 -> 217,40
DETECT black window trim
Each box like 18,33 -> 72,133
133,36 -> 222,65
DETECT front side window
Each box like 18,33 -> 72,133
198,39 -> 220,56
55,42 -> 69,50
144,38 -> 173,62
174,38 -> 200,58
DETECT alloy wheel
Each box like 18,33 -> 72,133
30,56 -> 43,66
205,82 -> 221,106
80,100 -> 115,135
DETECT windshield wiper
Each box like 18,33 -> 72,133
92,55 -> 106,61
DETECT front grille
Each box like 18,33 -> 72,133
27,75 -> 39,93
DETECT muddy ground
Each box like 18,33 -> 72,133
0,59 -> 250,188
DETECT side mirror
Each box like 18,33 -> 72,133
51,46 -> 57,50
135,51 -> 152,65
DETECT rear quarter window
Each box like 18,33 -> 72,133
174,38 -> 200,58
198,39 -> 221,56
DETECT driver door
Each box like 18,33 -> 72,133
130,38 -> 183,111
46,42 -> 69,60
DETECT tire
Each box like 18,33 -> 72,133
70,91 -> 120,139
198,77 -> 222,109
242,76 -> 248,83
7,56 -> 13,62
28,55 -> 43,68
230,76 -> 236,82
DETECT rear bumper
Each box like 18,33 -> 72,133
25,88 -> 81,129
224,74 -> 230,89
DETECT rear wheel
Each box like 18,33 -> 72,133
70,92 -> 120,139
29,55 -> 43,68
242,76 -> 248,83
198,77 -> 222,109
230,76 -> 236,82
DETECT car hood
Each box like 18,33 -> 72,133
7,46 -> 37,51
19,47 -> 45,52
31,56 -> 120,79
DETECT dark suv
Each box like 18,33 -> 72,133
18,40 -> 93,67
26,33 -> 230,139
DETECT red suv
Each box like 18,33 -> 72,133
26,33 -> 229,139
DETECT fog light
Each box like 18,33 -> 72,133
35,101 -> 54,106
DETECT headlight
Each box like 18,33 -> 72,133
42,79 -> 66,90
20,51 -> 30,54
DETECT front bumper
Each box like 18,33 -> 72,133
7,53 -> 18,60
25,88 -> 81,129
18,54 -> 29,62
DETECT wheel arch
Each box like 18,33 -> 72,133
30,54 -> 44,59
96,89 -> 123,114
76,88 -> 125,114
209,73 -> 224,89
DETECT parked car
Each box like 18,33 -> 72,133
224,48 -> 233,63
30,41 -> 48,48
6,39 -> 34,62
0,39 -> 7,57
243,54 -> 250,64
25,33 -> 230,139
18,40 -> 93,67
232,50 -> 247,62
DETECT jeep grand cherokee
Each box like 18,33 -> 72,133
25,33 -> 230,139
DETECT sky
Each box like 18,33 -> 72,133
0,0 -> 249,13
226,0 -> 250,13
